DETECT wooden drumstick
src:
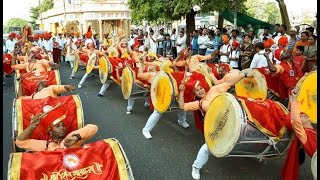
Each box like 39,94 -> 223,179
16,68 -> 36,81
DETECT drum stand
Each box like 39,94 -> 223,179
128,83 -> 150,100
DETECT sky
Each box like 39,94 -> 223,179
2,0 -> 318,24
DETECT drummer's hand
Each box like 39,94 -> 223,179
66,85 -> 76,92
30,113 -> 42,127
179,84 -> 185,91
63,136 -> 78,148
244,70 -> 255,78
291,87 -> 299,102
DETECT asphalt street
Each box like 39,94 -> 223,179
3,62 -> 313,180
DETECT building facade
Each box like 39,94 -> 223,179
39,0 -> 131,41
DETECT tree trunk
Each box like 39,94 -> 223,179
218,12 -> 224,29
277,0 -> 291,33
186,9 -> 196,47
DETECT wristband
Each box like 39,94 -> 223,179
72,134 -> 82,142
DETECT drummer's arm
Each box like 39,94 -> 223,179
265,53 -> 282,74
51,85 -> 76,95
172,60 -> 186,67
11,54 -> 27,70
41,59 -> 58,68
64,124 -> 99,148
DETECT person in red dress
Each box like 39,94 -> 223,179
52,37 -> 60,63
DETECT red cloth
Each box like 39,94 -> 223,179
19,96 -> 80,140
193,110 -> 205,134
15,140 -> 126,180
281,128 -> 317,180
52,42 -> 60,63
79,53 -> 89,65
236,96 -> 288,138
255,68 -> 288,99
278,36 -> 288,47
21,71 -> 58,96
274,47 -> 284,62
278,61 -> 303,89
208,63 -> 231,80
3,54 -> 14,75
108,57 -> 128,81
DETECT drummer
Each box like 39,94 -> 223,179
177,70 -> 255,180
11,46 -> 59,73
281,87 -> 317,180
21,80 -> 76,99
141,60 -> 190,139
15,110 -> 98,152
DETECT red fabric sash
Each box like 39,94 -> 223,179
193,110 -> 204,134
281,128 -> 317,180
237,96 -> 288,138
14,139 -> 127,180
19,96 -> 80,140
3,54 -> 15,75
21,71 -> 58,96
79,53 -> 89,65
255,67 -> 289,99
278,61 -> 302,89
108,57 -> 128,82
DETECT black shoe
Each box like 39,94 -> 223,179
97,94 -> 103,98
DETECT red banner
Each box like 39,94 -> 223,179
9,139 -> 129,180
237,96 -> 288,139
21,70 -> 59,96
16,95 -> 83,140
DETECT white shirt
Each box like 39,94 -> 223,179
229,50 -> 240,68
156,34 -> 164,48
170,33 -> 178,47
219,44 -> 231,63
250,50 -> 269,69
273,33 -> 291,46
259,34 -> 272,42
149,34 -> 158,54
144,36 -> 150,48
42,40 -> 53,52
176,35 -> 187,54
57,38 -> 65,50
5,39 -> 16,54
198,35 -> 209,49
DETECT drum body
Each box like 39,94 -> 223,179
296,71 -> 317,123
99,57 -> 109,84
8,138 -> 134,180
311,151 -> 317,179
204,93 -> 292,159
121,67 -> 150,100
12,95 -> 84,152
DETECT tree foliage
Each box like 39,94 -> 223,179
4,18 -> 29,33
30,0 -> 54,29
244,0 -> 281,24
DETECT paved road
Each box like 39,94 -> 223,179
3,62 -> 313,180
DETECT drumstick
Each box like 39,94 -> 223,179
39,102 -> 62,119
16,68 -> 36,81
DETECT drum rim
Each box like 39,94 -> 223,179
311,151 -> 317,179
204,93 -> 242,157
235,69 -> 268,100
150,71 -> 173,113
121,67 -> 134,99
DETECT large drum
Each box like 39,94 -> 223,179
108,57 -> 135,85
121,67 -> 150,100
311,151 -> 317,179
8,138 -> 134,180
235,69 -> 268,100
12,95 -> 84,152
204,93 -> 292,158
99,56 -> 109,84
151,71 -> 212,113
15,70 -> 61,97
295,71 -> 317,123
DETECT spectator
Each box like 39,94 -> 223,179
250,42 -> 268,69
198,28 -> 209,55
191,30 -> 199,55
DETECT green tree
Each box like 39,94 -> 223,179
128,0 -> 247,46
29,0 -> 54,29
275,0 -> 291,32
264,2 -> 281,24
4,18 -> 29,33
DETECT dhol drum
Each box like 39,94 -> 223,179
311,151 -> 317,179
204,93 -> 293,159
295,71 -> 317,123
108,57 -> 135,85
121,66 -> 150,100
235,69 -> 268,100
15,70 -> 61,97
99,56 -> 109,84
8,138 -> 134,180
86,53 -> 98,74
150,71 -> 212,113
12,95 -> 84,152
3,54 -> 15,76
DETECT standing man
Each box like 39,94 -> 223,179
191,30 -> 199,55
259,27 -> 272,42
93,34 -> 100,50
57,33 -> 65,63
170,28 -> 178,58
6,32 -> 17,54
149,30 -> 158,54
176,30 -> 187,55
156,28 -> 165,56
198,28 -> 209,55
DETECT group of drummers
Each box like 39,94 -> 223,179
3,24 -> 317,180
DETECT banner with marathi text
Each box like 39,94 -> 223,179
8,139 -> 130,180
21,70 -> 61,96
16,95 -> 83,140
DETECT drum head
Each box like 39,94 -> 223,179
193,63 -> 213,87
235,69 -> 268,100
121,67 -> 135,99
204,93 -> 243,157
311,151 -> 317,179
74,53 -> 79,72
151,71 -> 173,113
296,71 -> 317,123
99,57 -> 109,84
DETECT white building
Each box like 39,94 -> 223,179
39,0 -> 131,41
